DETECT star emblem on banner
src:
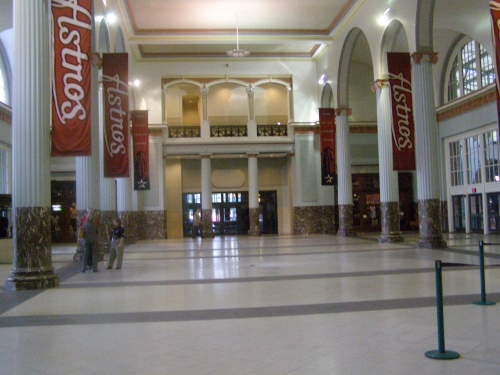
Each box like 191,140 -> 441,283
137,179 -> 147,189
324,174 -> 334,184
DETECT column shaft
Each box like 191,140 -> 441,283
376,83 -> 403,243
201,155 -> 214,237
336,110 -> 355,237
412,54 -> 447,248
7,0 -> 59,290
248,154 -> 261,235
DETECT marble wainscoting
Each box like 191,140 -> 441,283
99,211 -> 117,258
379,201 -> 404,243
293,206 -> 336,235
417,199 -> 447,249
201,209 -> 215,238
441,200 -> 449,233
5,207 -> 59,290
337,204 -> 356,237
118,211 -> 138,244
248,208 -> 261,236
136,211 -> 167,240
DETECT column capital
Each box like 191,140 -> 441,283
91,53 -> 102,69
411,52 -> 438,65
201,85 -> 209,97
371,79 -> 389,92
247,152 -> 259,158
335,108 -> 352,116
200,153 -> 212,159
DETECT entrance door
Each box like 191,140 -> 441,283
487,192 -> 500,234
469,194 -> 483,233
259,191 -> 278,234
452,195 -> 466,233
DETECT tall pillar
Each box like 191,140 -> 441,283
6,0 -> 59,289
412,53 -> 447,248
200,86 -> 210,138
117,138 -> 136,244
335,108 -> 356,237
99,83 -> 117,248
374,80 -> 403,243
247,86 -> 257,138
248,153 -> 261,235
201,154 -> 215,237
74,8 -> 101,261
162,84 -> 168,124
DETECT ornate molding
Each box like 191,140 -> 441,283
437,89 -> 496,122
335,108 -> 352,116
411,52 -> 438,65
371,79 -> 389,93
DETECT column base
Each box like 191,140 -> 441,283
379,233 -> 404,243
201,209 -> 215,238
5,268 -> 59,291
417,236 -> 448,249
119,211 -> 138,244
337,204 -> 356,237
418,199 -> 447,249
248,208 -> 261,236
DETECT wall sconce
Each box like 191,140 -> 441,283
378,8 -> 392,26
318,74 -> 326,85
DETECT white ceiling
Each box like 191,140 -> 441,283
118,0 -> 356,60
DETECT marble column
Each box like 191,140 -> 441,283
74,13 -> 102,262
117,154 -> 137,244
247,153 -> 261,235
374,80 -> 404,243
6,0 -> 59,290
200,86 -> 210,138
99,84 -> 117,252
247,86 -> 257,138
201,154 -> 215,237
335,108 -> 356,237
412,53 -> 447,248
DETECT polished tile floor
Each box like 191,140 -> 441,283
0,233 -> 499,375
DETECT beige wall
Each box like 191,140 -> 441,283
165,159 -> 184,239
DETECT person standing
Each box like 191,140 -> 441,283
192,209 -> 202,238
107,218 -> 125,270
82,209 -> 100,273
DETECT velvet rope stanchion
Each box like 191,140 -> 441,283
425,260 -> 460,360
472,241 -> 497,306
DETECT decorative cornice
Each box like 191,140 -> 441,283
371,79 -> 389,93
335,108 -> 352,116
0,105 -> 12,125
437,89 -> 496,122
411,52 -> 438,65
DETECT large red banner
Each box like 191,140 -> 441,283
387,52 -> 416,171
103,53 -> 129,177
131,110 -> 150,190
51,0 -> 93,156
490,1 -> 500,133
319,108 -> 336,185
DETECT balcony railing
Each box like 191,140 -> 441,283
210,125 -> 247,137
257,124 -> 288,137
168,126 -> 201,138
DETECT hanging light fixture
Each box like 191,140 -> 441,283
227,12 -> 250,57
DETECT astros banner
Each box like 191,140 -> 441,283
51,0 -> 93,156
103,53 -> 129,177
319,108 -> 337,185
131,110 -> 150,190
387,52 -> 416,171
490,1 -> 500,132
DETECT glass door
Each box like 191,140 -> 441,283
487,192 -> 500,234
452,195 -> 466,233
469,194 -> 483,233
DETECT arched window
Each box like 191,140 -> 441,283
0,40 -> 10,105
446,40 -> 495,102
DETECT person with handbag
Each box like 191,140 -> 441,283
81,209 -> 100,273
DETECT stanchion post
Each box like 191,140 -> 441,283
473,241 -> 496,306
425,260 -> 460,360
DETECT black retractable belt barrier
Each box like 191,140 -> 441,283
472,241 -> 497,306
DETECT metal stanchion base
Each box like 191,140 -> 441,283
425,350 -> 460,360
472,301 -> 496,306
